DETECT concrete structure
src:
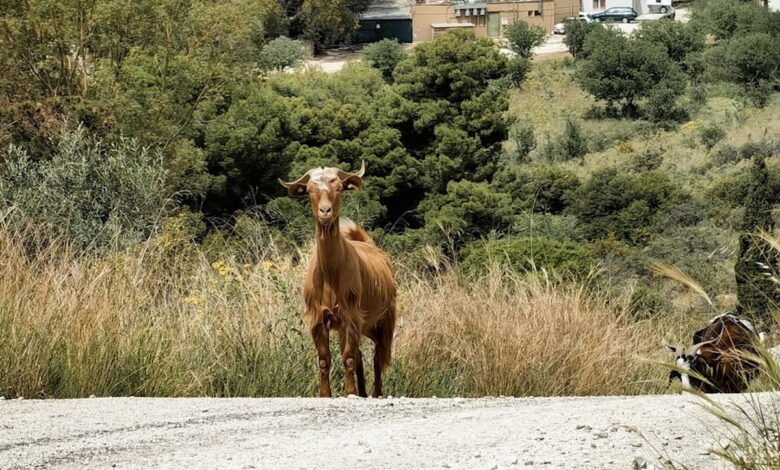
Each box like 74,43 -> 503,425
411,0 -> 580,42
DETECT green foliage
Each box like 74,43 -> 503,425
698,122 -> 726,150
725,33 -> 780,107
556,116 -> 588,160
419,180 -> 516,243
460,237 -> 596,278
509,120 -> 536,162
363,39 -> 406,82
568,168 -> 687,243
577,28 -> 685,117
634,20 -> 705,65
735,156 -> 779,324
301,0 -> 357,52
505,21 -> 546,58
563,20 -> 601,60
0,126 -> 167,250
494,165 -> 581,214
691,0 -> 780,41
506,57 -> 532,87
259,36 -> 307,71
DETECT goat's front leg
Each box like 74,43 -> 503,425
311,319 -> 332,398
338,328 -> 360,397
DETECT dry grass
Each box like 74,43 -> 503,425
0,223 -> 671,399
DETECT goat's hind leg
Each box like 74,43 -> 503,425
356,349 -> 367,398
371,315 -> 395,398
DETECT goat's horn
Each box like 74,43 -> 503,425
687,340 -> 714,356
278,170 -> 313,188
338,160 -> 365,180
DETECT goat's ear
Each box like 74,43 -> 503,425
666,344 -> 680,354
341,174 -> 363,191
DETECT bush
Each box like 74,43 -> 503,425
494,165 -> 581,215
509,120 -> 536,162
418,180 -> 517,243
363,39 -> 406,82
0,126 -> 168,251
699,122 -> 726,150
577,28 -> 685,117
258,36 -> 308,71
460,237 -> 596,278
556,116 -> 588,160
505,21 -> 546,58
567,168 -> 687,242
506,57 -> 532,87
564,20 -> 601,60
691,0 -> 780,41
634,20 -> 704,65
726,33 -> 780,107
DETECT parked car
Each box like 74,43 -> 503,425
553,13 -> 593,34
589,7 -> 638,23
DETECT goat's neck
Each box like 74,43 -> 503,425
315,221 -> 347,281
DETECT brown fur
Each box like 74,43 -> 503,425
687,314 -> 761,393
280,165 -> 396,397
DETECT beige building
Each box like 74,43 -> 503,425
412,0 -> 580,42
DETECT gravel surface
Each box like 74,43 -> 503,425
0,393 -> 773,469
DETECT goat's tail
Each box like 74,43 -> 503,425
340,218 -> 374,244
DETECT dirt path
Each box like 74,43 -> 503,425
0,394 -> 772,469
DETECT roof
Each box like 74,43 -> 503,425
359,0 -> 413,20
430,22 -> 475,28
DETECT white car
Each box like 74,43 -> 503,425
553,13 -> 593,34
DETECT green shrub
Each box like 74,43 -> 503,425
564,20 -> 601,59
506,57 -> 532,87
699,122 -> 726,150
419,180 -> 517,243
494,165 -> 581,215
634,20 -> 704,65
460,237 -> 596,278
0,126 -> 168,251
509,120 -> 536,162
258,36 -> 308,71
691,0 -> 780,41
577,28 -> 685,117
556,116 -> 588,160
567,168 -> 687,243
363,39 -> 406,82
505,21 -> 546,58
726,33 -> 780,107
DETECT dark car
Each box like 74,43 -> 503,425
590,7 -> 638,23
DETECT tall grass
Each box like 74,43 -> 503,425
0,222 -> 669,398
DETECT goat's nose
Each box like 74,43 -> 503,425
319,206 -> 332,216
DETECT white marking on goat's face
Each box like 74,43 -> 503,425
306,168 -> 344,226
676,356 -> 692,389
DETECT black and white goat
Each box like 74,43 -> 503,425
668,313 -> 763,393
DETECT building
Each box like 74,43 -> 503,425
411,0 -> 580,42
356,0 -> 414,43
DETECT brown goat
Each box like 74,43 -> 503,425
279,162 -> 396,397
669,313 -> 761,393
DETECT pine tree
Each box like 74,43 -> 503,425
735,155 -> 778,326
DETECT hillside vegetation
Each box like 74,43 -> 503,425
0,0 -> 779,398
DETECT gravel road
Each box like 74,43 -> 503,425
0,393 -> 773,470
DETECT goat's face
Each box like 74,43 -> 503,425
667,342 -> 709,388
279,162 -> 365,227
